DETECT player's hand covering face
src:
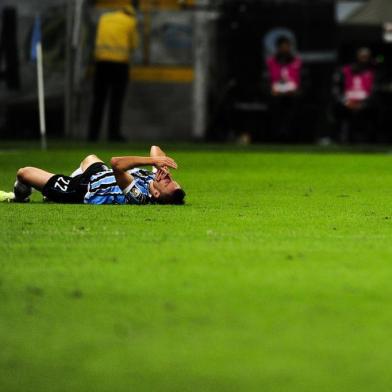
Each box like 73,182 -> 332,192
153,156 -> 178,170
156,168 -> 172,184
154,168 -> 181,195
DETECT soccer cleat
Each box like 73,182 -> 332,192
0,191 -> 15,202
13,180 -> 32,202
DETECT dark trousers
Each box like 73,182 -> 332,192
335,102 -> 376,143
270,94 -> 301,142
88,61 -> 129,141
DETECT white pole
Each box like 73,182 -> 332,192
36,41 -> 47,150
193,0 -> 213,139
65,0 -> 74,138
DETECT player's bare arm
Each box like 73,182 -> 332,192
150,145 -> 173,177
110,155 -> 178,191
150,145 -> 166,158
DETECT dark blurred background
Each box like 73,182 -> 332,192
0,0 -> 391,144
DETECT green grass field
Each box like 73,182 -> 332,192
2,143 -> 392,392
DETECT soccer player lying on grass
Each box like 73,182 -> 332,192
0,146 -> 185,205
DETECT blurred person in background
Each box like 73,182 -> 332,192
333,47 -> 377,143
88,2 -> 139,142
266,36 -> 303,142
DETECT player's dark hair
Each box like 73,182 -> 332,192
157,188 -> 186,205
276,35 -> 291,48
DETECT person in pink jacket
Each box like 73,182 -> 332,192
266,36 -> 303,142
333,47 -> 377,143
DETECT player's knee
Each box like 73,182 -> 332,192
84,154 -> 97,161
17,167 -> 31,181
81,154 -> 97,165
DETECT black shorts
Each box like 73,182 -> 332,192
42,162 -> 109,204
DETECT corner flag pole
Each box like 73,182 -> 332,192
31,16 -> 47,150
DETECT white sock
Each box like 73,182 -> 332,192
70,167 -> 83,177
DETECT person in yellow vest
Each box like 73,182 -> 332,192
88,3 -> 139,142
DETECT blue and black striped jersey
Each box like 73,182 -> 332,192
84,168 -> 155,205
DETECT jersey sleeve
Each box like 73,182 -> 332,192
122,179 -> 150,205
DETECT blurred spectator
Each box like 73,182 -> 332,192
88,3 -> 139,142
333,48 -> 377,143
266,36 -> 303,142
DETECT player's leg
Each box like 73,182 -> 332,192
81,154 -> 104,171
16,167 -> 54,190
76,154 -> 110,190
70,166 -> 83,178
70,154 -> 105,178
60,155 -> 109,202
14,167 -> 55,201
